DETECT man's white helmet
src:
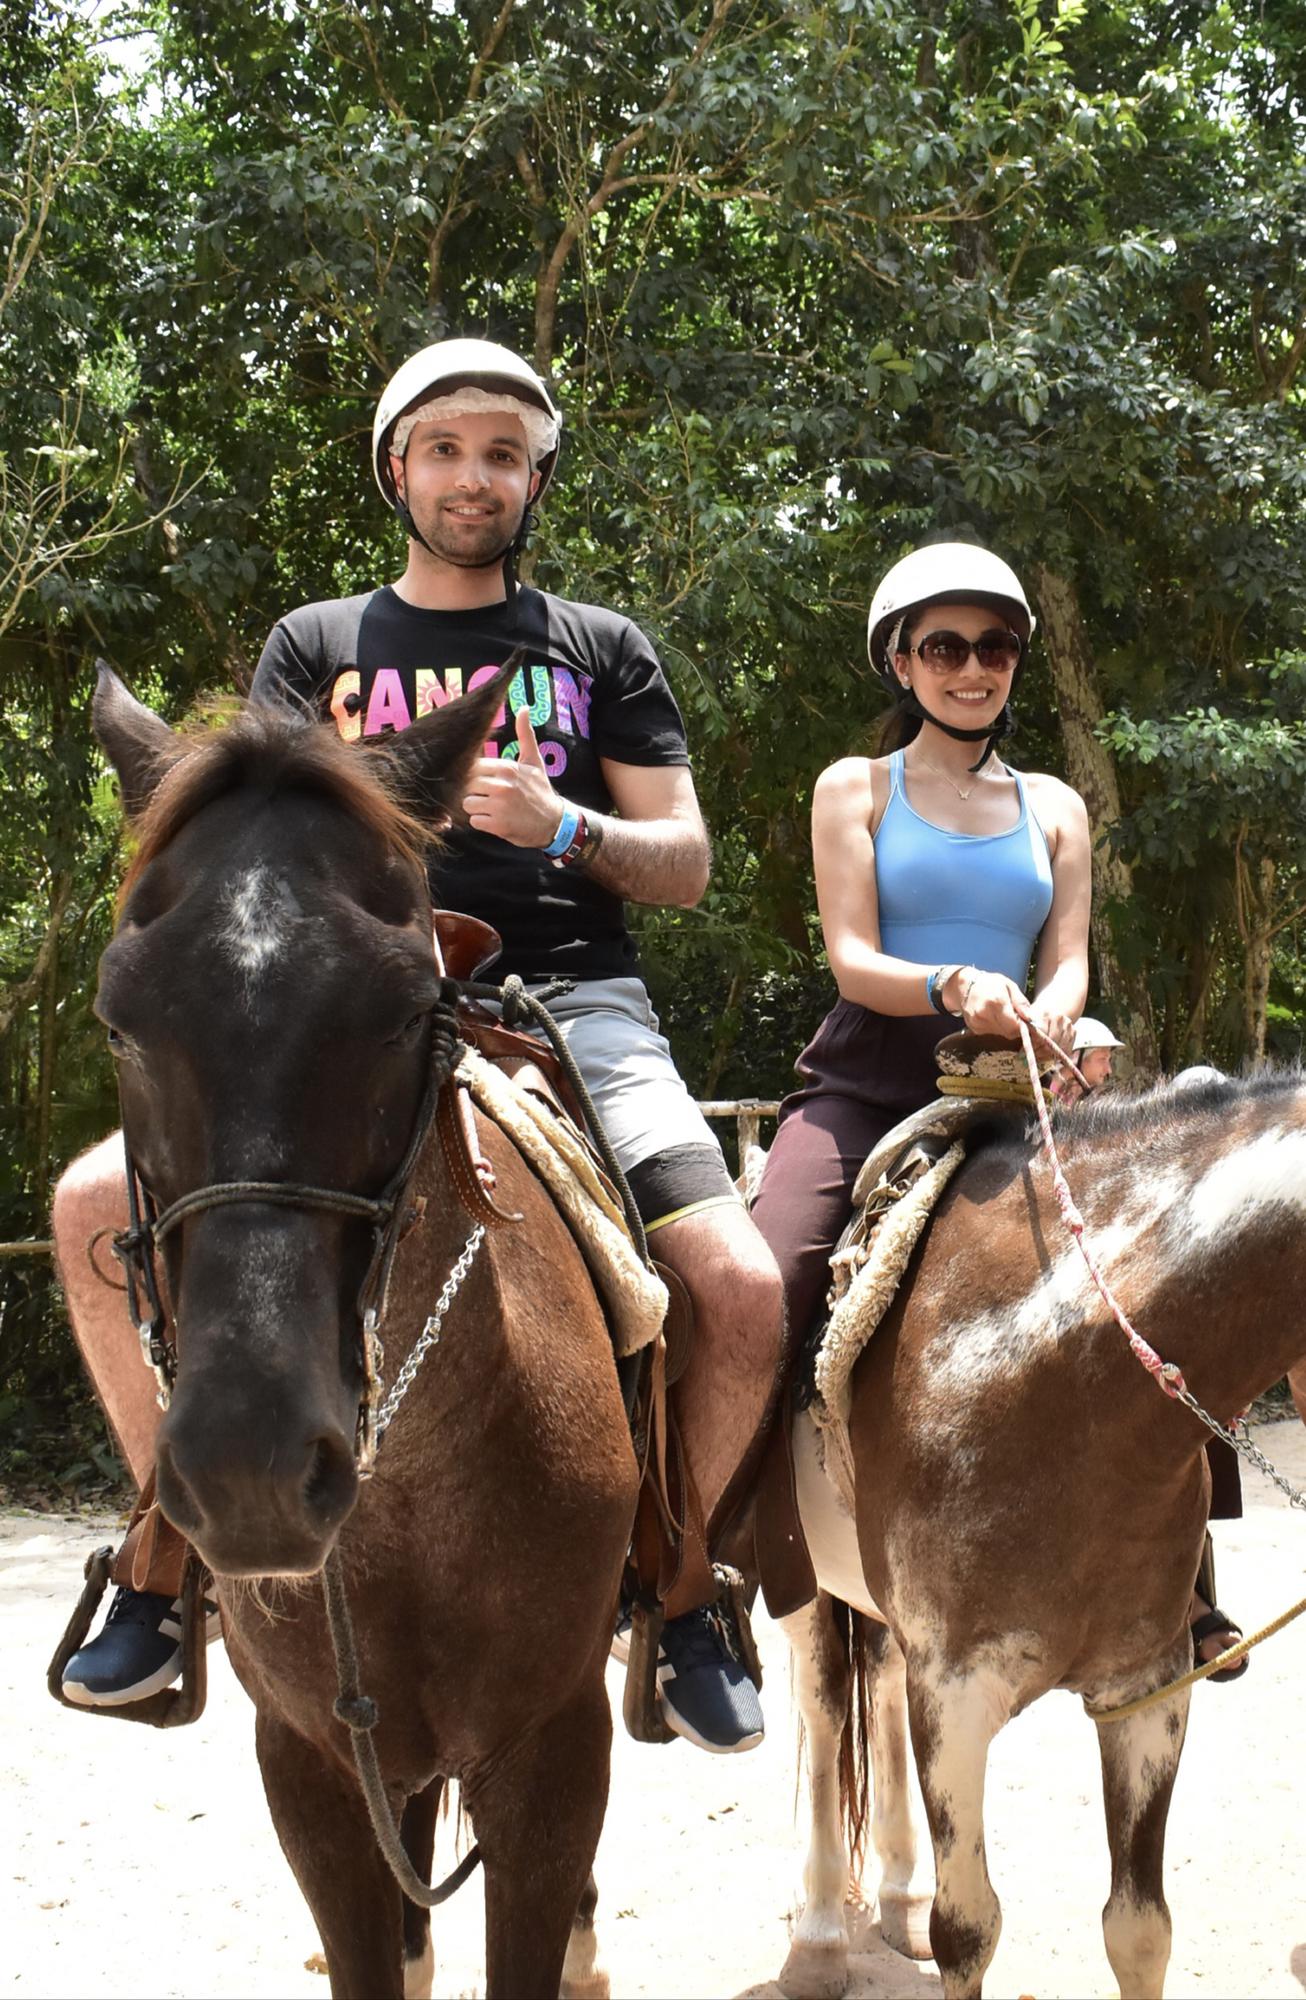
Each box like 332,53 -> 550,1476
867,542 -> 1035,677
372,338 -> 562,514
1072,1017 -> 1125,1054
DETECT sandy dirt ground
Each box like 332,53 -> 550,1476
6,1421 -> 1306,2000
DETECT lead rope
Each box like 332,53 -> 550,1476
320,1215 -> 488,1902
323,1548 -> 482,1906
1015,1017 -> 1306,1718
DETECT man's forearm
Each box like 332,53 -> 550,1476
573,813 -> 710,908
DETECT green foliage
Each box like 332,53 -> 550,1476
2,0 -> 1305,1454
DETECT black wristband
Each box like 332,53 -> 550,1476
927,964 -> 962,1016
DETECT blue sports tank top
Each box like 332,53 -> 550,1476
874,750 -> 1054,984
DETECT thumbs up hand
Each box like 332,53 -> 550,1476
515,709 -> 547,767
463,707 -> 569,848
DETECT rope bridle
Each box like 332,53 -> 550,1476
1014,1013 -> 1306,1717
110,980 -> 465,1472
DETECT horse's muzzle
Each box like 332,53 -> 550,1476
156,1400 -> 359,1577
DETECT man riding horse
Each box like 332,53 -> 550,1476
54,338 -> 785,1754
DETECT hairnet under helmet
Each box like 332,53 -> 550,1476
372,339 -> 562,593
373,339 -> 561,505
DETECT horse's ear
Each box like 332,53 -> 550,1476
91,662 -> 189,820
377,656 -> 520,824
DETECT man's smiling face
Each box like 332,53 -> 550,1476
390,407 -> 541,568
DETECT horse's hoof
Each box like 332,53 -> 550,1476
559,1925 -> 610,2000
403,1935 -> 434,1999
778,1936 -> 850,2000
879,1887 -> 934,1961
558,1974 -> 610,2000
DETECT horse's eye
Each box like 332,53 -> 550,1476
389,1012 -> 429,1046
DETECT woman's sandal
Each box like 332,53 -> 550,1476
1191,1530 -> 1248,1683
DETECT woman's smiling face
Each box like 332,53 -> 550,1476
894,599 -> 1021,729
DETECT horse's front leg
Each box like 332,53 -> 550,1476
399,1780 -> 443,2000
465,1683 -> 612,2000
778,1592 -> 856,2000
906,1656 -> 1010,2000
1093,1687 -> 1190,1999
254,1708 -> 405,1999
865,1619 -> 933,1959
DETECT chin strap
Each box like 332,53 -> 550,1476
393,497 -> 535,606
896,687 -> 1016,772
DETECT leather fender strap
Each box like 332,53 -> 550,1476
752,1404 -> 818,1618
111,1469 -> 189,1601
436,1080 -> 523,1228
630,1356 -> 716,1622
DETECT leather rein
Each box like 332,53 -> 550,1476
109,980 -> 464,1473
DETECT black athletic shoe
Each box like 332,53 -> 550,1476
61,1586 -> 218,1706
656,1604 -> 764,1754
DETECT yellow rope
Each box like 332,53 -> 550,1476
935,1073 -> 1036,1105
1088,1590 -> 1306,1722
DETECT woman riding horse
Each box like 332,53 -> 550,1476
750,540 -> 1242,1668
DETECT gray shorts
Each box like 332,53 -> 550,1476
511,977 -> 738,1231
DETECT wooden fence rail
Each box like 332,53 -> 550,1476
694,1099 -> 780,1158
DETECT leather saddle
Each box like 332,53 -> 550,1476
434,910 -> 586,1130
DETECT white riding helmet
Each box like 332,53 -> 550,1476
866,542 -> 1035,677
1072,1017 -> 1125,1054
371,338 -> 563,515
1172,1064 -> 1226,1090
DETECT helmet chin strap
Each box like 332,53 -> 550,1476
898,685 -> 1015,772
395,495 -> 534,604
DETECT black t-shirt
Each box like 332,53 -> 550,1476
250,585 -> 691,981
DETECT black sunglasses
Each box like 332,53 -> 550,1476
909,628 -> 1025,674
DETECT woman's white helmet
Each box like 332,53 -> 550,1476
372,337 -> 563,516
866,542 -> 1035,679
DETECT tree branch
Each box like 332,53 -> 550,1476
533,0 -> 736,373
468,0 -> 518,102
1274,316 -> 1306,403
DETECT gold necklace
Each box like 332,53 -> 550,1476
909,752 -> 995,801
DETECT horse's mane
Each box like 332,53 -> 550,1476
1064,1065 -> 1304,1141
967,1066 -> 1305,1169
119,699 -> 432,904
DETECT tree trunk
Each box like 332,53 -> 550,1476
700,967 -> 746,1098
33,870 -> 70,1210
1029,562 -> 1159,1076
1239,851 -> 1275,1062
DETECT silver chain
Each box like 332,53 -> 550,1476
1166,1371 -> 1306,1513
374,1223 -> 486,1440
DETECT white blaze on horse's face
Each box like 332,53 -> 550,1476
220,865 -> 303,984
1176,1123 -> 1306,1247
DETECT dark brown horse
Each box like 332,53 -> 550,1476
91,666 -> 637,1999
779,1073 -> 1306,1999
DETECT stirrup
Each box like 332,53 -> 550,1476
620,1566 -> 763,1744
47,1545 -> 210,1728
621,1597 -> 674,1744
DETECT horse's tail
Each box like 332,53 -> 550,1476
831,1596 -> 874,1879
